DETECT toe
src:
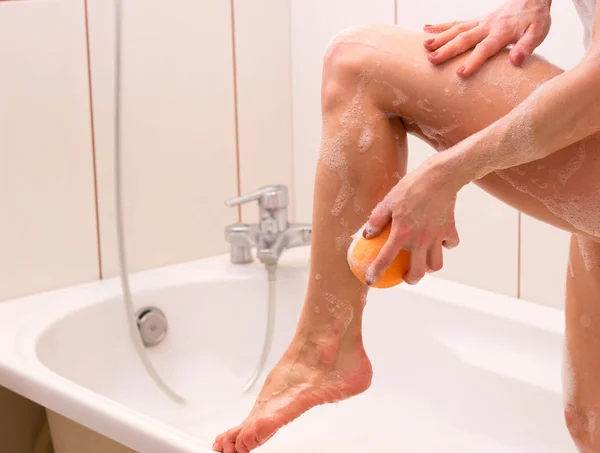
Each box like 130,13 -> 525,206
213,433 -> 225,451
238,426 -> 260,452
222,427 -> 242,453
235,432 -> 251,453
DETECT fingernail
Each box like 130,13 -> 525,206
428,51 -> 438,60
456,65 -> 465,76
424,38 -> 434,46
363,225 -> 374,239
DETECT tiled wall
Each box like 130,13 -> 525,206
0,0 -> 590,448
0,0 -> 585,307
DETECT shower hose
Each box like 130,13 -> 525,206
113,0 -> 277,404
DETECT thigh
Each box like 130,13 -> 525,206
565,234 -> 600,445
337,25 -> 600,239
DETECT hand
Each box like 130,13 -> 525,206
423,0 -> 552,77
364,159 -> 461,286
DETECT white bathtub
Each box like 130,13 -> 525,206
0,248 -> 576,452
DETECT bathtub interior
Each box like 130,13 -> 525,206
36,269 -> 305,412
35,263 -> 576,452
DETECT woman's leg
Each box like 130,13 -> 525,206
214,43 -> 410,453
564,235 -> 600,450
215,24 -> 600,452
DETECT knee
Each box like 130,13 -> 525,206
321,27 -> 376,115
564,403 -> 598,450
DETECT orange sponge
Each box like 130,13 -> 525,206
347,223 -> 411,288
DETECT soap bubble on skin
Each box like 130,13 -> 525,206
549,142 -> 586,186
562,345 -> 577,409
320,129 -> 354,217
358,128 -> 375,153
569,260 -> 575,278
416,99 -> 433,113
417,122 -> 461,151
353,197 -> 365,213
587,410 -> 597,441
335,218 -> 352,254
322,292 -> 354,333
577,235 -> 600,272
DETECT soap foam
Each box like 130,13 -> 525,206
550,142 -> 586,186
374,80 -> 409,107
562,345 -> 577,408
569,259 -> 575,278
335,218 -> 352,254
320,129 -> 354,217
416,99 -> 433,113
577,235 -> 600,272
358,128 -> 375,153
323,292 -> 354,332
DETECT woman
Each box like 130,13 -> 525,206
214,0 -> 600,451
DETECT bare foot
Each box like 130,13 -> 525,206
213,332 -> 372,453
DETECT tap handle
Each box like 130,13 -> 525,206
225,185 -> 288,210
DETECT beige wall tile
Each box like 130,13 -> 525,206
0,0 -> 99,300
88,0 -> 239,277
520,215 -> 570,308
233,0 -> 294,223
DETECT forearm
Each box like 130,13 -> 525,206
441,55 -> 600,187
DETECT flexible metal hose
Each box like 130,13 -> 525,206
114,0 -> 186,404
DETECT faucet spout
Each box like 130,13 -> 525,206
257,223 -> 312,265
223,186 -> 311,266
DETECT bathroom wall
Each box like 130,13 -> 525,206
87,0 -> 294,277
0,0 -> 585,317
0,0 -> 98,450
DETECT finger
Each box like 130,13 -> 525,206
404,247 -> 427,285
427,26 -> 487,63
366,225 -> 406,285
423,21 -> 464,34
509,26 -> 543,67
423,20 -> 479,52
457,34 -> 507,77
442,228 -> 460,249
427,240 -> 444,272
364,199 -> 392,239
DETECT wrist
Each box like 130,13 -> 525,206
427,149 -> 474,192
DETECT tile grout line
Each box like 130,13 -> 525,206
287,0 -> 296,222
230,0 -> 242,222
84,0 -> 103,279
517,212 -> 522,298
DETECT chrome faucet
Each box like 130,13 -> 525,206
224,185 -> 312,265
